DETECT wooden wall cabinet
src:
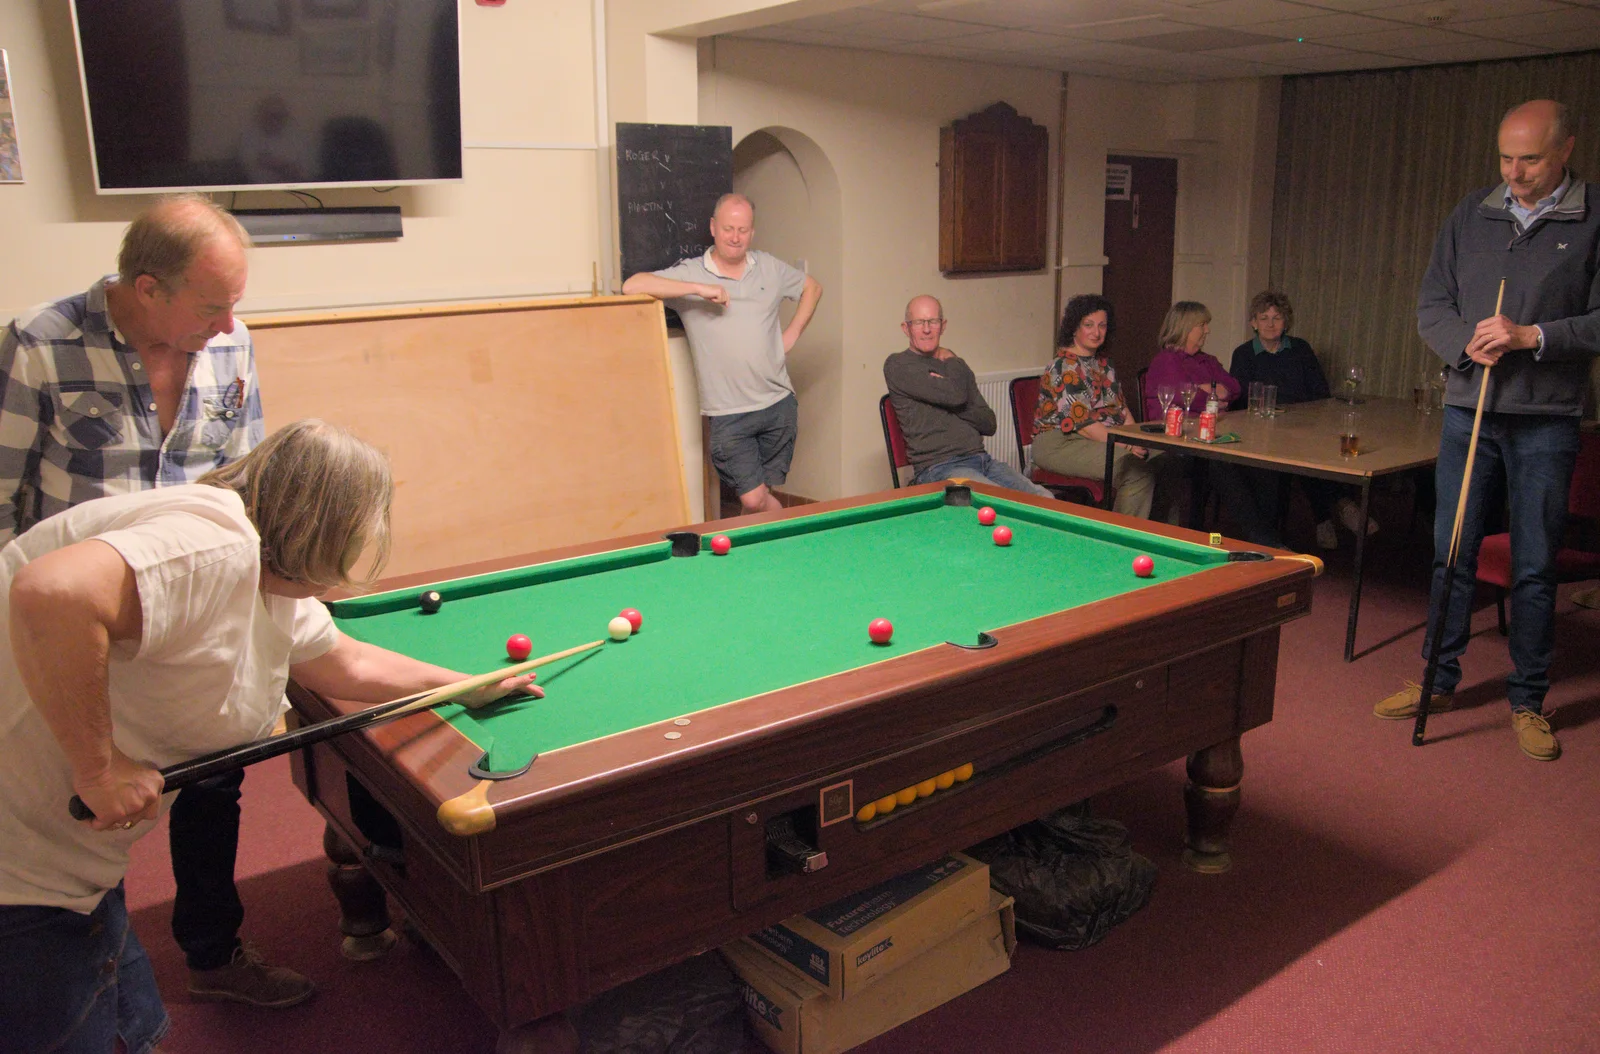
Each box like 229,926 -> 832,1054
939,102 -> 1049,274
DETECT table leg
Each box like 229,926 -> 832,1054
1343,478 -> 1372,662
1102,437 -> 1117,510
1182,737 -> 1241,874
323,824 -> 398,961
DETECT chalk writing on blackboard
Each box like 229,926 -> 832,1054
616,123 -> 732,280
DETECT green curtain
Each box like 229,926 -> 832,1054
1270,51 -> 1600,402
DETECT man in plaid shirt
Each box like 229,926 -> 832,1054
0,196 -> 312,1009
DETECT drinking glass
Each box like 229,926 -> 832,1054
1339,409 -> 1360,458
1249,381 -> 1265,415
1262,384 -> 1278,417
1156,384 -> 1177,418
1343,364 -> 1365,404
1178,382 -> 1198,415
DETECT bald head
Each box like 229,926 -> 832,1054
709,193 -> 754,268
1499,100 -> 1575,209
713,192 -> 754,222
118,194 -> 249,291
902,295 -> 946,355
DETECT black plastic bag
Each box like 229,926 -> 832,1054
574,951 -> 748,1054
968,804 -> 1157,951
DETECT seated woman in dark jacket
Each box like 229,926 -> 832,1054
1228,291 -> 1375,550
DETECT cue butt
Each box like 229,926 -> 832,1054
437,780 -> 497,836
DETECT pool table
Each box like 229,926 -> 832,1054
287,482 -> 1319,1043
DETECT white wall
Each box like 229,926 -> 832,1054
1060,75 -> 1280,369
702,38 -> 1063,500
0,0 -> 603,319
700,38 -> 1279,499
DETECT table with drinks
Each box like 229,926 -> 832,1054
1104,386 -> 1444,661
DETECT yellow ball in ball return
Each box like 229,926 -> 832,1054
954,762 -> 975,781
895,786 -> 917,806
874,794 -> 898,815
915,778 -> 937,798
855,802 -> 877,822
935,770 -> 955,790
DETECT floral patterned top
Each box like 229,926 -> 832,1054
1033,351 -> 1127,437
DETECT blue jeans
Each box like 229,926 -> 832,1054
913,452 -> 1052,497
1425,406 -> 1580,712
0,884 -> 169,1054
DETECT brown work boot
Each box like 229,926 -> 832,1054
188,943 -> 314,1008
1373,681 -> 1454,720
1512,710 -> 1560,761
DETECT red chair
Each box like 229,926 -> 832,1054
879,394 -> 913,489
1008,376 -> 1105,505
1477,429 -> 1600,634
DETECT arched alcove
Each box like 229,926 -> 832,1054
731,126 -> 844,500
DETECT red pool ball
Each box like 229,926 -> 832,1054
1133,555 -> 1155,578
710,534 -> 732,556
868,618 -> 894,644
619,608 -> 643,632
506,633 -> 533,661
977,506 -> 997,526
992,526 -> 1013,547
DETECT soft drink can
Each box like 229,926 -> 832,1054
1164,405 -> 1183,436
1198,408 -> 1217,442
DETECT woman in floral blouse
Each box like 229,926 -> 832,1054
1032,294 -> 1167,519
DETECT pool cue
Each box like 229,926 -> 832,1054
1413,278 -> 1504,746
68,638 -> 604,821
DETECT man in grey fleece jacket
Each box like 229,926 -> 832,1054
883,296 -> 1049,496
1374,100 -> 1599,762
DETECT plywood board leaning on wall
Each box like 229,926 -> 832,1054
249,296 -> 689,577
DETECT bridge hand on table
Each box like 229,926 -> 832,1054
456,671 -> 543,711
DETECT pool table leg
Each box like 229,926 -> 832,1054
1182,737 -> 1242,874
323,824 -> 398,960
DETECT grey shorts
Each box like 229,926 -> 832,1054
707,394 -> 798,496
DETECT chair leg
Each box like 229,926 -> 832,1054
1496,588 -> 1508,636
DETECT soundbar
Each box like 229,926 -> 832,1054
231,206 -> 403,245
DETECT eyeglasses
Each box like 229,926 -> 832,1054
905,319 -> 945,330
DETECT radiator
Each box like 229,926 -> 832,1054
976,368 -> 1048,472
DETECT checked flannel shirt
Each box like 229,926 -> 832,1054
0,276 -> 264,545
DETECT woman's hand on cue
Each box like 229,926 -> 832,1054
74,747 -> 163,831
455,672 -> 543,711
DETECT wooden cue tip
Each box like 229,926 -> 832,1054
437,781 -> 497,837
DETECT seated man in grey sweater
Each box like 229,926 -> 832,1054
883,296 -> 1050,496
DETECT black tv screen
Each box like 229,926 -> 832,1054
71,0 -> 463,193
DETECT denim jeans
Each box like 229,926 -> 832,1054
1425,406 -> 1580,712
169,767 -> 247,970
912,452 -> 1052,498
0,884 -> 169,1054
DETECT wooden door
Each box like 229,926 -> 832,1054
1103,155 -> 1177,408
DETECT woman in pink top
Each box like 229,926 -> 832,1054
1142,302 -> 1240,422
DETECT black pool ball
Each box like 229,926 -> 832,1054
419,590 -> 443,614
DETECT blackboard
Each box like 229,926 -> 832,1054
616,123 -> 733,280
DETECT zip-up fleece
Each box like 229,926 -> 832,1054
1417,176 -> 1600,416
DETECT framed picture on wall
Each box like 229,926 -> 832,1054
224,0 -> 292,34
0,50 -> 23,183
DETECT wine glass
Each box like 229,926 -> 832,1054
1178,382 -> 1198,415
1156,384 -> 1177,420
1343,364 -> 1365,404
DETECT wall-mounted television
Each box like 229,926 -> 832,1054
70,0 -> 463,194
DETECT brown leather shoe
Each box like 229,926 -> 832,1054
188,943 -> 314,1008
1373,681 -> 1454,720
1512,710 -> 1560,761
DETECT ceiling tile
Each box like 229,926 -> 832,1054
1120,26 -> 1291,50
1455,8 -> 1600,40
1391,38 -> 1550,62
1165,0 -> 1344,27
1285,0 -> 1419,10
1370,0 -> 1570,23
1251,12 -> 1404,39
1512,25 -> 1600,49
1204,40 -> 1366,68
846,13 -> 990,41
1321,25 -> 1475,50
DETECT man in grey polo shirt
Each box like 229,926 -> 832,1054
624,193 -> 822,514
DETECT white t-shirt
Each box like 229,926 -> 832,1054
0,484 -> 339,911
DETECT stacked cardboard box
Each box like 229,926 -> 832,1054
721,853 -> 1015,1054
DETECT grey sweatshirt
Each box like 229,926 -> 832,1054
1417,176 -> 1600,416
884,348 -> 997,471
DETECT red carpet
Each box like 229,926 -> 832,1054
126,529 -> 1600,1053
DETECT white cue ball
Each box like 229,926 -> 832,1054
608,616 -> 634,641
